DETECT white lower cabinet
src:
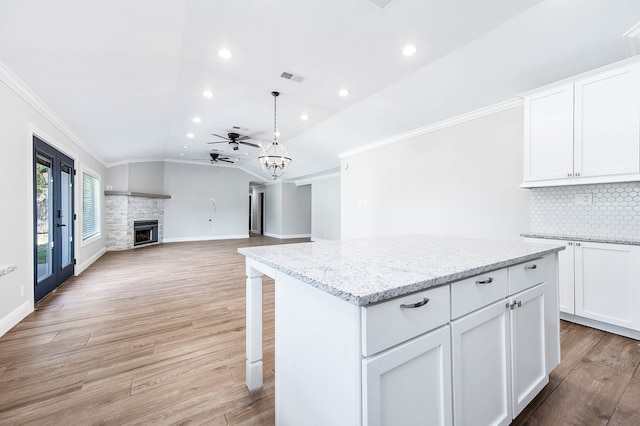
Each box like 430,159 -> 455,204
575,241 -> 640,330
510,284 -> 547,416
452,300 -> 512,426
362,326 -> 452,426
526,238 -> 640,333
452,283 -> 547,425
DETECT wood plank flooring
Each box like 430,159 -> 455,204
0,235 -> 639,425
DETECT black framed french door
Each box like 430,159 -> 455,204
33,136 -> 75,302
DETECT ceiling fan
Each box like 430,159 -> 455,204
209,152 -> 236,164
208,132 -> 261,151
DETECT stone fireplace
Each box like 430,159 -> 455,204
105,191 -> 170,251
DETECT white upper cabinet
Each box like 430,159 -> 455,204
523,62 -> 640,187
575,66 -> 640,178
524,84 -> 574,181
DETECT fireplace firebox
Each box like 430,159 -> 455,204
134,220 -> 159,246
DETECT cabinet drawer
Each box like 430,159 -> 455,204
361,285 -> 450,357
451,268 -> 508,320
509,258 -> 545,295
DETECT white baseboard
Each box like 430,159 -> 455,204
310,237 -> 328,242
560,312 -> 640,340
0,300 -> 33,337
164,234 -> 249,243
263,232 -> 311,239
75,247 -> 106,275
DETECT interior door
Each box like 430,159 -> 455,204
33,136 -> 75,302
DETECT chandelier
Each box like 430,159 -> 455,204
258,91 -> 292,180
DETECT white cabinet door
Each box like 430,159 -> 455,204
362,326 -> 452,426
574,64 -> 640,178
452,300 -> 511,426
557,241 -> 576,314
510,284 -> 548,417
575,242 -> 640,330
523,84 -> 574,182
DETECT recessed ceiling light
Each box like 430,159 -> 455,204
183,145 -> 189,149
403,44 -> 417,56
218,49 -> 232,59
301,114 -> 309,121
202,90 -> 213,98
187,133 -> 194,139
192,117 -> 201,123
179,153 -> 185,156
339,89 -> 349,97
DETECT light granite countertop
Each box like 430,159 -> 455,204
522,233 -> 640,246
239,235 -> 564,306
0,264 -> 17,277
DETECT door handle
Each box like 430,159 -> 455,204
57,223 -> 67,227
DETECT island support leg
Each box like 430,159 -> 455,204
246,265 -> 264,391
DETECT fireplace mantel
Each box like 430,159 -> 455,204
104,191 -> 171,199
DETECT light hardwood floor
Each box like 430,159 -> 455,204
0,235 -> 639,425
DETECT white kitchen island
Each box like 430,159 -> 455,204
239,236 -> 565,426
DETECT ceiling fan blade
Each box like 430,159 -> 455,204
219,158 -> 235,163
239,141 -> 262,148
211,133 -> 230,140
207,141 -> 228,144
235,135 -> 251,141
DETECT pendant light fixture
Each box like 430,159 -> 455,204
258,91 -> 292,180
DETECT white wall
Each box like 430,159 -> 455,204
163,162 -> 253,241
282,184 -> 311,237
105,164 -> 128,191
128,161 -> 165,194
311,176 -> 341,240
0,69 -> 107,336
264,183 -> 282,236
341,106 -> 529,242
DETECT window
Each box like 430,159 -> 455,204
82,169 -> 100,241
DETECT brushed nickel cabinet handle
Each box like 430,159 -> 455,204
475,278 -> 493,285
400,298 -> 430,309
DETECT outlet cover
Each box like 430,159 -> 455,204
574,193 -> 593,205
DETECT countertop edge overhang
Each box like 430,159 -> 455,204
239,236 -> 565,306
521,233 -> 640,246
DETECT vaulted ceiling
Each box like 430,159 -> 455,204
1,0 -> 639,180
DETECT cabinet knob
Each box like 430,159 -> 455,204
475,277 -> 493,285
567,173 -> 573,177
525,264 -> 537,270
568,242 -> 573,246
576,172 -> 581,177
400,298 -> 430,309
576,242 -> 581,247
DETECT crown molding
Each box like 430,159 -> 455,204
107,158 -> 271,182
338,97 -> 523,159
0,60 -> 106,166
294,172 -> 341,186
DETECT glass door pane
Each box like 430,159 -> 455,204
60,163 -> 73,267
36,154 -> 53,282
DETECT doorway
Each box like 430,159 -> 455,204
33,136 -> 75,303
259,192 -> 265,235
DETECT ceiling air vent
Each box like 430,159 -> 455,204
280,71 -> 304,83
369,0 -> 395,9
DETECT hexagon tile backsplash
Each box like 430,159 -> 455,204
530,182 -> 640,240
